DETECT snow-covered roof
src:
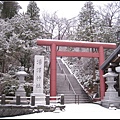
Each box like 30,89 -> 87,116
100,45 -> 120,70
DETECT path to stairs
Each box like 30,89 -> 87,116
57,58 -> 93,104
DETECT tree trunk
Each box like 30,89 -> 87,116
46,62 -> 50,77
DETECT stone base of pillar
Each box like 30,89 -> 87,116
14,87 -> 29,105
30,93 -> 45,105
104,91 -> 119,99
101,99 -> 120,108
15,90 -> 26,97
101,91 -> 120,108
15,86 -> 27,100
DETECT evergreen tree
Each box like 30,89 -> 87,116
76,1 -> 99,42
7,13 -> 43,70
26,1 -> 40,20
1,1 -> 21,19
0,18 -> 14,72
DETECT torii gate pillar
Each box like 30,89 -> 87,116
50,43 -> 57,96
99,46 -> 105,99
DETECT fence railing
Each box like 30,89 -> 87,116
0,94 -> 64,106
64,94 -> 84,104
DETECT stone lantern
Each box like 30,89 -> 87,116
115,63 -> 120,95
15,66 -> 28,97
116,63 -> 120,73
101,68 -> 120,108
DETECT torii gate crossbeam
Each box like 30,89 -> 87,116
37,39 -> 116,100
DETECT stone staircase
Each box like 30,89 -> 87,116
57,58 -> 93,104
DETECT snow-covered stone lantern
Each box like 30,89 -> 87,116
115,63 -> 120,73
101,67 -> 120,108
115,62 -> 120,95
15,66 -> 28,97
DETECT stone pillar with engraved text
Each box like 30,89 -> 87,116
31,55 -> 45,105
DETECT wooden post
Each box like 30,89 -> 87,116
60,94 -> 64,105
75,95 -> 76,104
31,95 -> 35,106
99,46 -> 105,99
46,95 -> 50,105
50,43 -> 57,97
78,95 -> 79,104
1,94 -> 5,105
16,95 -> 20,105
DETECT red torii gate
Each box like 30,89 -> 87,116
37,39 -> 116,100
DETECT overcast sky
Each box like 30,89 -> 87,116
18,1 -> 112,19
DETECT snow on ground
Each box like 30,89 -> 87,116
2,103 -> 120,119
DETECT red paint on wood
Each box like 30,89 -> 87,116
99,46 -> 105,99
57,51 -> 99,58
50,43 -> 57,97
37,39 -> 116,49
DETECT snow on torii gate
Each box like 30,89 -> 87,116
37,39 -> 116,100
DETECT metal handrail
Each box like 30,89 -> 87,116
63,69 -> 76,95
57,58 -> 63,73
57,59 -> 76,95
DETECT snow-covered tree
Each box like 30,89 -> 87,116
98,1 -> 120,27
76,1 -> 99,42
0,18 -> 15,73
41,11 -> 58,39
26,1 -> 40,20
6,13 -> 43,72
1,1 -> 21,19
